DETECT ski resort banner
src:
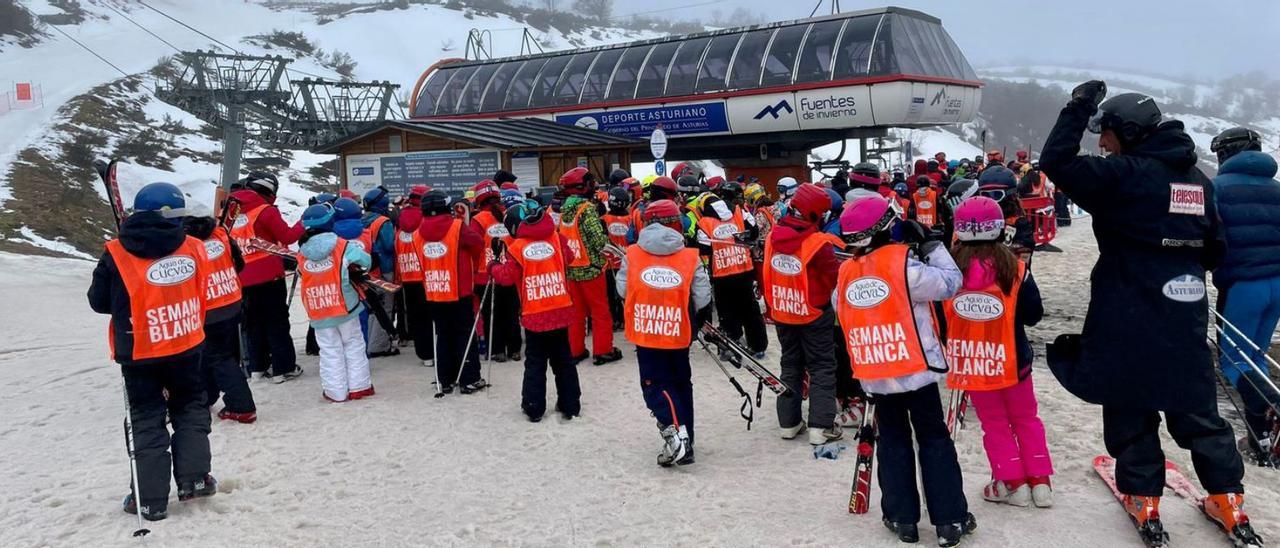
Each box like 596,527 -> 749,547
346,149 -> 501,197
555,102 -> 729,138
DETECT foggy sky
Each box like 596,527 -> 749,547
653,0 -> 1280,81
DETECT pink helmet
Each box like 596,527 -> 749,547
839,195 -> 895,248
953,196 -> 1005,242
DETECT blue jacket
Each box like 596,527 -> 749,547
300,232 -> 371,329
1213,151 -> 1280,286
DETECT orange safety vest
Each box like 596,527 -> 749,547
421,219 -> 462,302
473,210 -> 512,269
507,237 -> 573,315
558,202 -> 593,268
105,237 -> 207,361
201,227 -> 242,311
697,210 -> 753,278
834,244 -> 929,380
944,262 -> 1025,391
762,232 -> 844,325
298,239 -> 352,321
359,216 -> 390,276
230,204 -> 270,266
394,229 -> 424,283
601,213 -> 631,269
630,204 -> 647,233
912,188 -> 938,226
895,197 -> 911,220
624,246 -> 700,349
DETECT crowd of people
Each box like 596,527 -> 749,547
88,81 -> 1276,547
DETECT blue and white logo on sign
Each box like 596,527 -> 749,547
654,159 -> 666,176
556,102 -> 729,138
352,167 -> 374,176
754,100 -> 794,120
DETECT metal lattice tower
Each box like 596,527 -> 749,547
155,50 -> 402,188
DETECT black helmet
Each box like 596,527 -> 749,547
851,162 -> 880,179
607,186 -> 632,211
1211,127 -> 1262,164
607,168 -> 631,187
714,180 -> 743,201
944,178 -> 980,210
241,171 -> 278,197
676,175 -> 703,195
420,189 -> 452,216
1088,93 -> 1161,146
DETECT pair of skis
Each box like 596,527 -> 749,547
1093,455 -> 1264,547
699,324 -> 789,397
244,237 -> 401,294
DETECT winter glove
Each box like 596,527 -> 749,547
813,443 -> 847,460
1070,80 -> 1107,112
692,305 -> 713,334
897,220 -> 932,245
348,265 -> 370,284
282,255 -> 298,272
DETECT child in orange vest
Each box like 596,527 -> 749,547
491,201 -> 582,422
602,187 -> 634,332
618,199 -> 713,466
558,168 -> 623,365
834,195 -> 974,547
948,197 -> 1052,508
298,204 -> 374,403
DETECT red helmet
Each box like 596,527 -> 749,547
470,180 -> 500,206
338,189 -> 359,201
1015,150 -> 1029,161
407,184 -> 430,207
649,175 -> 678,197
559,167 -> 595,194
499,181 -> 519,191
642,199 -> 683,231
987,149 -> 1004,164
705,175 -> 726,189
789,183 -> 832,225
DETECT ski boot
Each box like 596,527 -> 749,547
1122,495 -> 1169,547
809,424 -> 843,445
178,474 -> 218,502
837,397 -> 865,428
122,493 -> 167,521
217,408 -> 257,424
657,423 -> 688,467
779,422 -> 807,440
936,513 -> 976,547
493,353 -> 508,363
592,348 -> 623,365
509,350 -> 522,361
1202,493 -> 1264,547
1028,476 -> 1053,508
882,519 -> 919,543
459,379 -> 489,394
982,479 -> 1030,507
675,427 -> 694,465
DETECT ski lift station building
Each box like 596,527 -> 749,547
320,7 -> 981,195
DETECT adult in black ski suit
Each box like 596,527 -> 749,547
1040,82 -> 1243,499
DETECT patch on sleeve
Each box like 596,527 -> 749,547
1168,183 -> 1205,216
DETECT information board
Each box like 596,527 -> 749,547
346,149 -> 501,197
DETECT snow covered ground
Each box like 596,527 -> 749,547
3,219 -> 1279,547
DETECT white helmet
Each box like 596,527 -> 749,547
777,177 -> 799,198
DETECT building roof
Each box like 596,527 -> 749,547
410,7 -> 978,118
313,118 -> 642,154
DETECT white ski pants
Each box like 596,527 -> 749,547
316,315 -> 371,401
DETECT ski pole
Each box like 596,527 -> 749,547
285,270 -> 300,308
696,336 -> 754,429
486,283 -> 495,362
448,279 -> 493,392
120,377 -> 151,538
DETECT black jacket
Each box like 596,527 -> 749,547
88,212 -> 205,366
1039,99 -> 1223,413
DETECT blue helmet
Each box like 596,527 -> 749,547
333,197 -> 363,221
301,203 -> 335,232
311,192 -> 337,206
133,182 -> 187,218
824,187 -> 844,213
362,186 -> 390,212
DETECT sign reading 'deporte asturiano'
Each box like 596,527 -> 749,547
556,102 -> 729,138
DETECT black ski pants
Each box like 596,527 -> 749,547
875,383 -> 968,526
606,269 -> 624,330
522,328 -> 580,419
1103,405 -> 1244,496
425,297 -> 481,388
776,308 -> 837,429
490,283 -> 523,356
401,282 -> 435,362
832,325 -> 865,402
242,277 -> 296,376
203,317 -> 255,413
713,271 -> 768,353
123,354 -> 212,511
637,346 -> 695,444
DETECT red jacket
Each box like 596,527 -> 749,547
490,215 -> 576,332
232,190 -> 304,287
769,217 -> 839,311
417,213 -> 483,299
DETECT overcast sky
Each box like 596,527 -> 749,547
641,0 -> 1280,81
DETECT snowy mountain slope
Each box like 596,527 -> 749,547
0,0 -> 658,256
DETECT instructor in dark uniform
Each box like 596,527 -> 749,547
1040,81 -> 1259,545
